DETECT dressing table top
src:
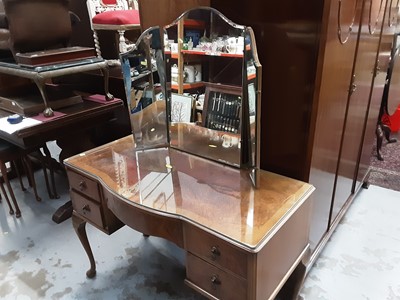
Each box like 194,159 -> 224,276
64,135 -> 314,252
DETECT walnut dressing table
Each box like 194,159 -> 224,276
64,135 -> 314,300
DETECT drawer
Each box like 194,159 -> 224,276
184,224 -> 248,279
68,171 -> 100,202
71,190 -> 104,228
186,253 -> 247,300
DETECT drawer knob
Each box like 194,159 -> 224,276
210,274 -> 221,285
211,246 -> 220,259
82,204 -> 91,214
79,180 -> 87,191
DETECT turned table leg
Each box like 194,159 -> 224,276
72,213 -> 96,278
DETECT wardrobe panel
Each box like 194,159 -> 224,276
356,0 -> 397,187
308,0 -> 360,251
331,0 -> 385,225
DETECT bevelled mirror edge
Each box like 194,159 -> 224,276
245,26 -> 262,188
120,26 -> 170,150
164,6 -> 246,31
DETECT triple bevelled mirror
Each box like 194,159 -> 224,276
120,7 -> 262,186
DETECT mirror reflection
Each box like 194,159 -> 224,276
387,33 -> 400,116
164,7 -> 257,168
120,7 -> 262,186
120,27 -> 168,149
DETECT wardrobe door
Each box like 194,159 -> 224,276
308,0 -> 361,252
356,0 -> 395,190
331,0 -> 386,226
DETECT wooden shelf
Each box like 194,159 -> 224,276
181,49 -> 243,58
171,81 -> 205,90
248,73 -> 256,80
183,19 -> 205,29
132,68 -> 158,81
166,50 -> 244,59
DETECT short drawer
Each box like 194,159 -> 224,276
68,171 -> 100,202
71,190 -> 104,228
184,224 -> 248,279
186,253 -> 247,300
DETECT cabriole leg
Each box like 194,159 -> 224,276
72,213 -> 96,278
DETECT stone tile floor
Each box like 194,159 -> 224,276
1,168 -> 399,299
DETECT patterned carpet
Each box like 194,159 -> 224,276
369,131 -> 400,192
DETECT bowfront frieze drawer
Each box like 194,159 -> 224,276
184,224 -> 248,279
186,252 -> 247,300
67,171 -> 101,202
71,190 -> 104,228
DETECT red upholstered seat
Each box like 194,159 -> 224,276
87,0 -> 141,56
92,9 -> 140,25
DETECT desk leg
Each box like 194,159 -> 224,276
72,213 -> 96,278
33,78 -> 54,117
100,66 -> 114,101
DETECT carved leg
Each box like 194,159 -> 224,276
100,66 -> 114,101
0,161 -> 21,218
31,147 -> 54,199
42,144 -> 59,199
382,124 -> 397,143
22,155 -> 41,202
0,178 -> 14,215
12,160 -> 26,191
33,78 -> 54,117
21,157 -> 33,188
376,124 -> 384,161
72,213 -> 96,278
41,161 -> 54,199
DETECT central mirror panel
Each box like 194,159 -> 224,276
165,8 -> 249,168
